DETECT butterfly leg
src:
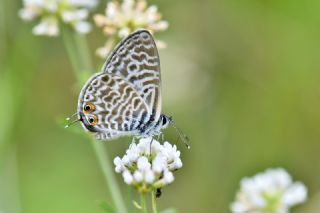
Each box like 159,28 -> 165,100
130,137 -> 137,149
156,132 -> 164,143
149,137 -> 154,155
131,137 -> 137,144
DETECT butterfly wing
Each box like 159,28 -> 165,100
102,30 -> 162,122
78,73 -> 150,140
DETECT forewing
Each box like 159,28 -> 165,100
102,30 -> 162,121
79,73 -> 149,140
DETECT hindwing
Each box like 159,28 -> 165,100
78,73 -> 150,140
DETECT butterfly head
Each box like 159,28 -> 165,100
78,101 -> 100,132
160,114 -> 172,129
162,115 -> 190,149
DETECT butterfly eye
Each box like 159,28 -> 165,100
83,102 -> 95,113
87,115 -> 98,126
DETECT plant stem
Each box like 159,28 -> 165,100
73,33 -> 93,73
92,139 -> 127,213
61,28 -> 82,83
61,28 -> 127,213
151,190 -> 157,213
141,192 -> 147,213
0,0 -> 7,62
127,186 -> 133,213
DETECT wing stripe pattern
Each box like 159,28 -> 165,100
81,73 -> 149,140
78,30 -> 163,141
102,30 -> 162,121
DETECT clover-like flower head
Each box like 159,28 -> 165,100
19,0 -> 98,36
114,138 -> 182,193
94,0 -> 168,58
231,168 -> 308,213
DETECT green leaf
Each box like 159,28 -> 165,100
97,200 -> 115,213
132,200 -> 142,210
159,208 -> 178,213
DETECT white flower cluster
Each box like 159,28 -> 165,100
231,168 -> 308,213
19,0 -> 98,36
114,138 -> 182,192
94,0 -> 168,58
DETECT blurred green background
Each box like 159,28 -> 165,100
1,0 -> 320,213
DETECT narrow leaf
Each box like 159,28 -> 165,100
132,200 -> 142,210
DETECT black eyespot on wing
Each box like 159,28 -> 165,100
87,115 -> 98,126
83,102 -> 95,113
79,112 -> 99,132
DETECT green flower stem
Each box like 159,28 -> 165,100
151,190 -> 157,213
61,28 -> 82,83
141,192 -> 148,213
0,0 -> 7,60
61,28 -> 127,213
91,139 -> 128,213
127,186 -> 134,213
73,33 -> 93,73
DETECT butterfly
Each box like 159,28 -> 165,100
67,30 -> 189,147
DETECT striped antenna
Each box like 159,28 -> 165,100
65,119 -> 81,128
66,112 -> 78,121
171,121 -> 190,149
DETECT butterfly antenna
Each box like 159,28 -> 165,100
171,121 -> 190,149
65,119 -> 81,128
66,112 -> 78,121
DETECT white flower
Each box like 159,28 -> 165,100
113,156 -> 125,173
32,16 -> 59,36
163,171 -> 174,183
230,168 -> 308,213
19,0 -> 98,36
282,183 -> 307,206
114,138 -> 182,192
74,21 -> 91,34
137,156 -> 151,170
145,170 -> 155,184
134,171 -> 143,183
94,0 -> 168,58
122,170 -> 133,184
